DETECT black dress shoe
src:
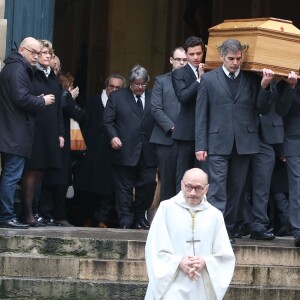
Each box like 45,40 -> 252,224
34,215 -> 47,227
134,218 -> 150,230
250,230 -> 275,240
0,219 -> 29,229
294,233 -> 300,247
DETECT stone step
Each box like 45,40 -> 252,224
0,277 -> 299,300
0,228 -> 146,260
0,228 -> 299,300
225,285 -> 300,300
0,254 -> 299,288
0,277 -> 148,300
0,228 -> 298,266
233,265 -> 300,288
0,254 -> 147,282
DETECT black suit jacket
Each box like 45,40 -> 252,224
276,80 -> 300,156
103,87 -> 157,166
150,72 -> 180,145
196,67 -> 272,155
259,83 -> 284,145
171,64 -> 200,141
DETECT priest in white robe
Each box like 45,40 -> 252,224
145,168 -> 235,300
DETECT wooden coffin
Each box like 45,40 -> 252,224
205,17 -> 300,77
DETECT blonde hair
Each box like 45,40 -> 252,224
39,39 -> 54,55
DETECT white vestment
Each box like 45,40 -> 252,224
145,192 -> 235,300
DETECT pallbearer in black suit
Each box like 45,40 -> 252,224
239,83 -> 281,240
275,71 -> 300,247
172,37 -> 206,192
195,39 -> 274,243
150,47 -> 187,201
103,65 -> 157,229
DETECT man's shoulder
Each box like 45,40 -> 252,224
202,67 -> 220,79
110,87 -> 130,98
172,64 -> 191,77
155,71 -> 172,81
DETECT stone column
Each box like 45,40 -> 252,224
0,0 -> 7,70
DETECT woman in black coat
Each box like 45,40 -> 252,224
20,40 -> 64,226
40,69 -> 87,226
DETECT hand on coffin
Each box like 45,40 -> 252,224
285,71 -> 298,88
261,68 -> 275,89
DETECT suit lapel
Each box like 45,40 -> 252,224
144,90 -> 151,118
235,72 -> 246,101
215,68 -> 233,99
126,88 -> 141,117
186,64 -> 197,83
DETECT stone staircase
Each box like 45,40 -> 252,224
0,227 -> 299,299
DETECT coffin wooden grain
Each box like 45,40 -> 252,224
205,17 -> 300,77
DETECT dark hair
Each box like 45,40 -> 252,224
170,47 -> 185,58
219,39 -> 243,57
104,73 -> 126,88
184,36 -> 205,52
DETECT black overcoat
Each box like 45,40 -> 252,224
43,90 -> 87,185
25,68 -> 64,170
0,52 -> 45,158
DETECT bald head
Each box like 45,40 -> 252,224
19,37 -> 42,66
20,37 -> 40,49
181,168 -> 208,206
182,168 -> 208,185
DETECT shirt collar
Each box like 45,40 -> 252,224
101,89 -> 108,107
222,65 -> 240,78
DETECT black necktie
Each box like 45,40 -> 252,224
229,72 -> 235,80
196,68 -> 199,79
136,95 -> 143,114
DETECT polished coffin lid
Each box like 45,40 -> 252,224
205,17 -> 300,77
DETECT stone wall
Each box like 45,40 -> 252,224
0,0 -> 6,70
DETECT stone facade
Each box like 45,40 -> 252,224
0,0 -> 6,70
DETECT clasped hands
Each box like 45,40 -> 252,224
179,256 -> 206,281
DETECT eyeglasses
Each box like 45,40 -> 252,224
23,47 -> 41,57
182,181 -> 206,193
172,58 -> 188,62
132,82 -> 147,88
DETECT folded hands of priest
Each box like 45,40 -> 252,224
179,256 -> 206,281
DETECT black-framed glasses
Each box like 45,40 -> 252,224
23,47 -> 41,57
182,180 -> 206,193
172,57 -> 188,62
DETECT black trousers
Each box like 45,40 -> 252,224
40,184 -> 68,220
112,156 -> 157,227
156,143 -> 177,201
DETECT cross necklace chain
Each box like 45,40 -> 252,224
186,210 -> 201,255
